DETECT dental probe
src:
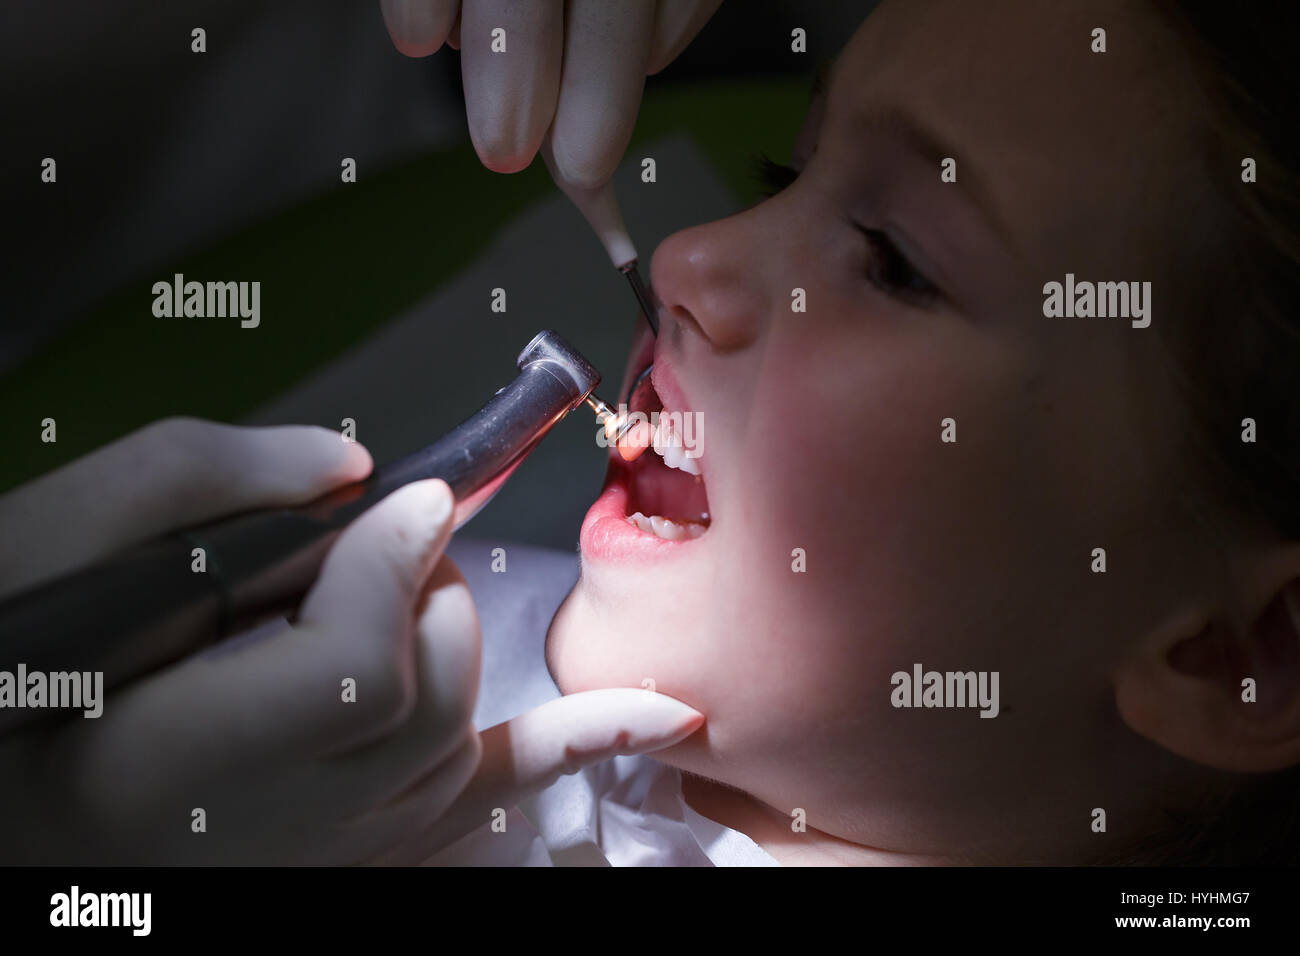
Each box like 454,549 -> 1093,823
553,174 -> 661,435
539,145 -> 662,340
540,148 -> 663,438
619,260 -> 659,336
0,330 -> 617,732
584,261 -> 660,447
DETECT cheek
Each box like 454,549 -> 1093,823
735,324 -> 1053,679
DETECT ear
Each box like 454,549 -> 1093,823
1113,551 -> 1300,773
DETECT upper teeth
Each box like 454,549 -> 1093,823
651,414 -> 702,475
627,511 -> 707,540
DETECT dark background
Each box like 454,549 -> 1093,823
1,1 -> 873,549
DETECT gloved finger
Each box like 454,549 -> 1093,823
541,137 -> 637,266
319,553 -> 482,814
397,688 -> 704,857
646,0 -> 723,75
290,479 -> 459,753
379,0 -> 461,58
546,0 -> 656,190
460,0 -> 563,173
339,731 -> 483,865
50,480 -> 459,803
0,418 -> 371,600
446,5 -> 462,49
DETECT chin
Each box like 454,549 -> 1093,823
544,578 -> 714,716
542,586 -> 580,695
542,579 -> 630,697
546,583 -> 726,777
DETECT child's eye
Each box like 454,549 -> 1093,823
750,154 -> 941,306
857,227 -> 940,304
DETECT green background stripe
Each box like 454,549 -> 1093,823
1,77 -> 808,493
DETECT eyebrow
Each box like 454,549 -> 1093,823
840,99 -> 1016,250
789,59 -> 834,168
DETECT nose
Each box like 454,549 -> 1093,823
648,208 -> 773,353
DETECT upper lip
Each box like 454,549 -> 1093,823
647,355 -> 686,422
647,355 -> 706,475
606,339 -> 707,468
621,328 -> 657,403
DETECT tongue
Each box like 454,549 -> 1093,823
628,452 -> 710,524
622,368 -> 710,524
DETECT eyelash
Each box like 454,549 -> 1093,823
750,153 -> 941,306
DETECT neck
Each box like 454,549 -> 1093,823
679,772 -> 947,866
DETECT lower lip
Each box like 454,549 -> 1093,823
579,461 -> 709,563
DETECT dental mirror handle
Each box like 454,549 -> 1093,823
0,330 -> 600,730
541,144 -> 660,337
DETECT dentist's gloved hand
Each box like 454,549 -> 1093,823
0,417 -> 703,864
368,688 -> 707,864
379,0 -> 723,187
0,417 -> 373,603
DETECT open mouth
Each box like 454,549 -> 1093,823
578,339 -> 715,562
615,365 -> 711,542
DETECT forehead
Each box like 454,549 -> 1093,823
823,0 -> 1206,270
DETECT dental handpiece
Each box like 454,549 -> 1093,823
0,330 -> 612,731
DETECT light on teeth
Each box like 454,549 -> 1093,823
616,419 -> 654,462
626,511 -> 707,540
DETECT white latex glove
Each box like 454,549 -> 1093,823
379,0 -> 723,192
0,417 -> 703,864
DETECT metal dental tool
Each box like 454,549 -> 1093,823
540,147 -> 660,343
618,263 -> 659,415
619,261 -> 658,337
538,161 -> 659,399
583,264 -> 660,444
0,329 -> 621,731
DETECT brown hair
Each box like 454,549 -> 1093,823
1126,1 -> 1300,865
1155,1 -> 1300,539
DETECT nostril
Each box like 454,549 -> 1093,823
664,301 -> 718,352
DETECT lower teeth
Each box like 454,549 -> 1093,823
626,510 -> 707,541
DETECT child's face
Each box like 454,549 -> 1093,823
547,0 -> 1216,858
